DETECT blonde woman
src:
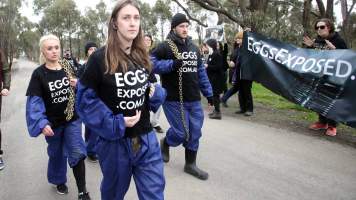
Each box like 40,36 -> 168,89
25,34 -> 90,200
76,1 -> 166,199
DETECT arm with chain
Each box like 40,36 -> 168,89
151,42 -> 182,74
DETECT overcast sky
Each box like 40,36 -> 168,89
20,0 -> 155,22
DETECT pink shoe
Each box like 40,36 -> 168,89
309,122 -> 328,130
325,127 -> 337,136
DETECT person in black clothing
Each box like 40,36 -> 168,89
26,34 -> 91,200
63,49 -> 81,76
151,13 -> 214,180
144,34 -> 165,133
78,41 -> 99,163
205,38 -> 225,120
218,41 -> 229,101
76,1 -> 166,199
237,30 -> 254,116
303,18 -> 347,136
0,48 -> 11,171
78,42 -> 97,78
221,32 -> 242,111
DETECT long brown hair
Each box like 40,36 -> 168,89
105,0 -> 151,74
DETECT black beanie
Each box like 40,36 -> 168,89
84,42 -> 97,56
171,13 -> 190,29
206,38 -> 217,50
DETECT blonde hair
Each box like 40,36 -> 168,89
39,34 -> 60,64
105,0 -> 151,74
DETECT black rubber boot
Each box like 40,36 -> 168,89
160,137 -> 170,163
184,149 -> 209,180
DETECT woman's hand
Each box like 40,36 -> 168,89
303,36 -> 314,47
69,78 -> 78,87
124,110 -> 141,127
1,89 -> 9,96
42,125 -> 54,136
325,40 -> 336,50
229,61 -> 235,68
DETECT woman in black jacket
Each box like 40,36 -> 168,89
206,39 -> 225,119
0,48 -> 11,171
303,18 -> 347,136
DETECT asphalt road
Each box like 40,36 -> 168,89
0,59 -> 356,200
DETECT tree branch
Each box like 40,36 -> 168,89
171,0 -> 208,27
190,0 -> 244,26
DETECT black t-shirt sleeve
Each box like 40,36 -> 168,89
80,53 -> 102,92
26,69 -> 43,97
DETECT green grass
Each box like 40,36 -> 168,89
251,83 -> 356,136
252,83 -> 315,120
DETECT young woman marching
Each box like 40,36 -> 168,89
26,34 -> 91,200
76,1 -> 166,199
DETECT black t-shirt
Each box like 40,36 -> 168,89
26,65 -> 77,128
152,31 -> 202,102
80,47 -> 152,138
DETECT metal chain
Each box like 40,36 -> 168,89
166,39 -> 190,142
58,59 -> 75,121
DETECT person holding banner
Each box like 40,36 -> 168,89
221,31 -> 242,109
303,18 -> 347,136
151,13 -> 213,180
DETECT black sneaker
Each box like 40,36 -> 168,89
56,184 -> 68,195
244,111 -> 253,116
235,110 -> 245,114
78,192 -> 91,200
0,156 -> 4,170
154,126 -> 164,133
87,154 -> 98,163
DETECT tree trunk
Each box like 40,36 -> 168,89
315,0 -> 326,17
303,0 -> 312,35
325,0 -> 334,19
160,18 -> 164,42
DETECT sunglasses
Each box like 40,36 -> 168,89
315,25 -> 326,30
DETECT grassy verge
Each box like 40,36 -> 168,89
251,83 -> 356,136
